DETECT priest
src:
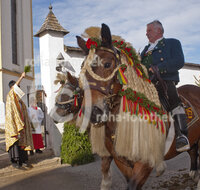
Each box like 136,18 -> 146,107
5,72 -> 33,169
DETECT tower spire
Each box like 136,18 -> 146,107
34,4 -> 69,37
49,3 -> 52,11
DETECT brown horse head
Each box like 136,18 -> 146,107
76,23 -> 122,124
50,72 -> 83,123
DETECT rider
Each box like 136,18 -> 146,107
141,20 -> 190,152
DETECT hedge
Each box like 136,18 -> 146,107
61,123 -> 94,166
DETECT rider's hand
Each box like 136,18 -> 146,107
149,67 -> 154,73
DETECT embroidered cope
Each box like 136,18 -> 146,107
5,86 -> 33,151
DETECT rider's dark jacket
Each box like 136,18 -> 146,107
140,38 -> 185,82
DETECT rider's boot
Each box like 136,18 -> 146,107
171,105 -> 190,152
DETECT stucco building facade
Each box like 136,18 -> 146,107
0,0 -> 34,128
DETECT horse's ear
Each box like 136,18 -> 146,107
101,23 -> 112,48
67,72 -> 78,87
76,36 -> 89,55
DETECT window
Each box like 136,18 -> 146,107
11,0 -> 17,65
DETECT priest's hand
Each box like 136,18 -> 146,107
21,72 -> 26,78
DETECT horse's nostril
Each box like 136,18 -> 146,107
93,106 -> 103,115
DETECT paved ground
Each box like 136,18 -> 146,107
0,132 -> 199,190
0,132 -> 55,170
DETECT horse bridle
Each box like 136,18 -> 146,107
55,82 -> 81,111
86,46 -> 122,109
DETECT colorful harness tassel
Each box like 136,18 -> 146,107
118,68 -> 128,85
74,95 -> 78,107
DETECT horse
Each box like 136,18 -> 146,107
51,24 -> 200,189
52,75 -> 200,190
52,77 -> 200,189
50,72 -> 83,123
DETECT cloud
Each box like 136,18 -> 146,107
32,0 -> 200,63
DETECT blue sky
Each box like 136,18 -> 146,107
32,0 -> 200,84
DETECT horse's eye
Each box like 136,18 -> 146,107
104,62 -> 111,68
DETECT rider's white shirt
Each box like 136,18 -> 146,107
147,37 -> 164,52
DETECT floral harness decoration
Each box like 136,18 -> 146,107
86,38 -> 166,133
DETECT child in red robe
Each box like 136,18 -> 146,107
28,97 -> 44,154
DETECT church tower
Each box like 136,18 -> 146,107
35,5 -> 84,156
34,5 -> 69,113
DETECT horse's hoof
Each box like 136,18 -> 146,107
189,170 -> 196,178
156,161 -> 166,177
189,170 -> 200,183
156,169 -> 165,177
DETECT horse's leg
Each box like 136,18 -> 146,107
188,143 -> 199,182
101,156 -> 113,190
197,179 -> 200,190
198,140 -> 200,177
198,140 -> 200,171
198,146 -> 200,190
113,158 -> 134,182
127,162 -> 152,190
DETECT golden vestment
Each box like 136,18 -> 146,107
5,87 -> 33,152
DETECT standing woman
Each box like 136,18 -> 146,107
28,97 -> 44,154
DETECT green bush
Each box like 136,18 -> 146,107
61,123 -> 94,166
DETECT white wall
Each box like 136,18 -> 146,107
66,55 -> 83,78
178,66 -> 200,87
0,101 -> 5,129
39,31 -> 68,113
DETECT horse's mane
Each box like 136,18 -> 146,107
115,53 -> 166,170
